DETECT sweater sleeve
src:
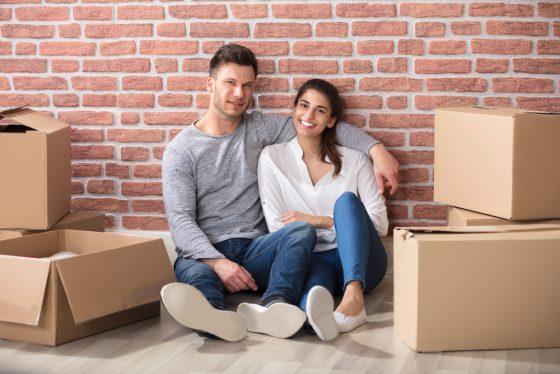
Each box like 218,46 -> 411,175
356,154 -> 389,236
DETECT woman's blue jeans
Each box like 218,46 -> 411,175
299,192 -> 388,311
174,221 -> 316,310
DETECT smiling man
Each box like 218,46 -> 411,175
161,44 -> 399,342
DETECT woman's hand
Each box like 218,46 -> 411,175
282,211 -> 334,229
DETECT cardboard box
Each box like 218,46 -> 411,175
0,230 -> 175,346
394,224 -> 560,352
448,206 -> 560,227
0,107 -> 71,230
434,106 -> 560,220
0,211 -> 106,240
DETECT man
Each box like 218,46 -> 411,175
161,44 -> 399,342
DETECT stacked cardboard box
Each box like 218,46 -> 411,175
394,107 -> 560,352
0,108 -> 175,345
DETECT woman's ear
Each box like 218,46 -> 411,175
327,117 -> 336,128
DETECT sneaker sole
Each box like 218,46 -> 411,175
160,283 -> 247,342
306,286 -> 339,341
237,302 -> 306,339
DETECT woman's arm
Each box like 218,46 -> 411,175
257,147 -> 287,233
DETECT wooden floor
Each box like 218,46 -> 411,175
2,283 -> 560,374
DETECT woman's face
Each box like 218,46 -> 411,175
293,89 -> 336,139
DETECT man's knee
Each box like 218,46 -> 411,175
175,259 -> 221,286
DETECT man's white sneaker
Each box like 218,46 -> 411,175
237,301 -> 306,339
306,286 -> 339,341
333,308 -> 367,333
160,282 -> 247,342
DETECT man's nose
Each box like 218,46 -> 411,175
233,85 -> 243,97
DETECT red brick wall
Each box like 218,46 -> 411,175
1,1 -> 559,231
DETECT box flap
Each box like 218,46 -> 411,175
0,256 -> 50,326
0,230 -> 25,240
396,224 -> 560,239
0,108 -> 67,133
56,238 -> 174,323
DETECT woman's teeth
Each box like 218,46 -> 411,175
301,120 -> 315,128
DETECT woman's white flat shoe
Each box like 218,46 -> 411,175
333,308 -> 367,333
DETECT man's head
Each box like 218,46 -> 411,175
209,44 -> 258,79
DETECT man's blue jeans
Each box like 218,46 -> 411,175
299,192 -> 388,311
174,222 -> 316,310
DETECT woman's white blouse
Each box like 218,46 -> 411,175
257,138 -> 389,252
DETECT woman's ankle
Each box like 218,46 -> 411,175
335,281 -> 364,317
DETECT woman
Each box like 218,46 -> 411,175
257,79 -> 389,341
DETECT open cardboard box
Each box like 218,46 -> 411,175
0,107 -> 71,230
448,206 -> 560,227
393,224 -> 560,352
0,230 -> 175,346
434,106 -> 560,220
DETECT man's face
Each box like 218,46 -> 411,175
207,63 -> 255,122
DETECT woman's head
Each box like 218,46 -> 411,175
294,79 -> 343,130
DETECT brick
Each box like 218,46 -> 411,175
293,41 -> 352,56
168,129 -> 184,141
387,204 -> 408,220
386,96 -> 408,110
471,39 -> 532,55
13,77 -> 67,90
400,3 -> 464,17
201,41 -> 224,54
427,78 -> 487,92
316,22 -> 348,37
2,24 -> 54,38
399,167 -> 430,183
493,77 -> 554,93
342,95 -> 382,109
537,40 -> 560,55
0,8 -> 12,20
341,114 -> 366,128
0,42 -> 10,55
483,97 -> 513,107
132,199 -> 165,213
190,22 -> 249,38
0,94 -> 48,107
72,163 -> 102,177
352,21 -> 407,36
167,76 -> 207,91
59,24 -> 81,38
538,3 -> 560,17
122,216 -> 168,230
469,3 -> 533,17
429,40 -> 466,55
516,97 -> 560,112
72,77 -> 117,91
236,41 -> 289,56
336,3 -> 396,17
451,21 -> 481,35
371,114 -> 434,129
475,58 -> 509,73
258,95 -> 293,109
259,60 -> 276,74
72,145 -> 114,159
118,5 -> 163,19
71,128 -> 104,142
87,180 -> 115,194
254,77 -> 289,92
82,58 -> 150,73
134,164 -> 161,178
144,112 -> 198,125
343,60 -> 373,74
398,39 -> 424,55
156,58 -> 178,73
40,42 -> 95,56
16,7 -> 69,21
122,76 -> 162,90
279,59 -> 338,74
415,59 -> 471,74
1,0 -> 41,3
196,94 -> 210,109
60,111 -> 113,125
168,4 -> 226,19
121,112 -> 140,125
106,162 -> 130,178
377,57 -> 407,73
413,204 -> 448,220
108,128 -> 163,142
486,21 -> 548,36
389,186 -> 433,202
356,40 -> 394,55
122,181 -> 162,196
416,22 -> 445,37
392,150 -> 433,165
85,24 -> 152,38
72,181 -> 84,195
140,41 -> 197,55
409,131 -> 434,146
157,23 -> 186,37
72,198 -> 128,213
554,21 -> 560,36
158,94 -> 193,107
53,94 -> 78,107
52,59 -> 79,73
513,58 -> 560,74
0,77 -> 9,90
100,41 -> 136,56
121,147 -> 149,161
74,6 -> 112,20
83,94 -> 117,107
271,3 -> 331,19
254,23 -> 311,38
366,130 -> 404,147
231,4 -> 267,18
15,42 -> 35,55
360,77 -> 422,92
415,95 -> 477,110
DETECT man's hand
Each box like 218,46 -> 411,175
282,211 -> 333,229
202,258 -> 257,293
369,143 -> 400,195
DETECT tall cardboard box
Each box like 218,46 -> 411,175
0,107 -> 71,229
0,230 -> 176,346
394,225 -> 560,352
434,107 -> 560,220
448,206 -> 560,227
